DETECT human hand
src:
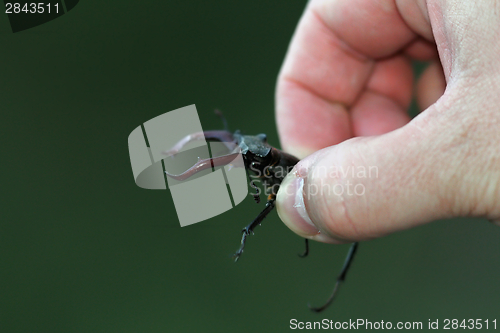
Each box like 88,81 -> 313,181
275,0 -> 500,243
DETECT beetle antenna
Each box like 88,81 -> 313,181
308,242 -> 359,312
214,109 -> 229,131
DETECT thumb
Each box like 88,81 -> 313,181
276,121 -> 462,243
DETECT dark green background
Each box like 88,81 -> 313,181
1,1 -> 499,332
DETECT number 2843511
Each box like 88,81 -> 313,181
5,3 -> 60,14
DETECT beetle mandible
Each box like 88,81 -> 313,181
163,111 -> 359,312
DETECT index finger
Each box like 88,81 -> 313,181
276,0 -> 419,158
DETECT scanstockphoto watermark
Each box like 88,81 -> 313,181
290,318 -> 423,330
248,163 -> 379,198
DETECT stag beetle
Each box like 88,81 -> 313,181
163,111 -> 359,312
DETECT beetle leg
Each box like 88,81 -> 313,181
298,239 -> 309,258
164,152 -> 241,181
308,242 -> 359,312
249,180 -> 260,204
162,130 -> 236,157
233,196 -> 276,262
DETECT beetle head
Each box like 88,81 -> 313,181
234,132 -> 273,167
237,133 -> 270,155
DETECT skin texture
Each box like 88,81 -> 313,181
275,0 -> 500,243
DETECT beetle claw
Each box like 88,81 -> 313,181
165,152 -> 241,181
232,251 -> 242,262
162,130 -> 236,157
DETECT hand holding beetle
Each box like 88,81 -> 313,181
276,0 -> 500,243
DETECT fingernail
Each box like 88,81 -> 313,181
276,172 -> 320,237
